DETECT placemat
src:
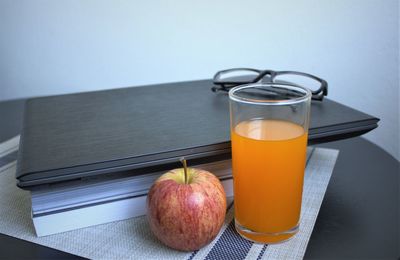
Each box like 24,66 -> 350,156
0,136 -> 338,260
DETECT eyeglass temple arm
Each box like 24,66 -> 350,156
311,91 -> 325,101
312,78 -> 328,98
309,79 -> 328,101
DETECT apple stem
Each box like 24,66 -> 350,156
180,157 -> 188,184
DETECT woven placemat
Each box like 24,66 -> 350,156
0,136 -> 338,260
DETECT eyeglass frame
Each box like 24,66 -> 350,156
212,68 -> 328,101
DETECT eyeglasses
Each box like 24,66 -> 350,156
212,68 -> 328,101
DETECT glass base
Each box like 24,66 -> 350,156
235,220 -> 299,244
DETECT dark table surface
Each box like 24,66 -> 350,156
0,99 -> 398,259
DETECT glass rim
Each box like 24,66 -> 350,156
228,83 -> 312,106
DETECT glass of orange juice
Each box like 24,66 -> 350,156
229,83 -> 311,243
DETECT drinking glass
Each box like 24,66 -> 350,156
229,83 -> 311,243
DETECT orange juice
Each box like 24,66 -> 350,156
231,119 -> 308,243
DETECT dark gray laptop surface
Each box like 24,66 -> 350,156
16,79 -> 379,188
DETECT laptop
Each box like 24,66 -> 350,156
16,79 -> 379,188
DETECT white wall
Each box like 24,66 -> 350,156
1,0 -> 399,160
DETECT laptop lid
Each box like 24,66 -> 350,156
16,79 -> 379,188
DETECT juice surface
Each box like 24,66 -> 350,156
231,119 -> 308,237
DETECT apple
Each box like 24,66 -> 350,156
147,159 -> 227,251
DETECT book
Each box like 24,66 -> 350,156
31,159 -> 234,237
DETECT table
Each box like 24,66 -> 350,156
0,99 -> 398,259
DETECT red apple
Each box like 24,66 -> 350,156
147,160 -> 227,251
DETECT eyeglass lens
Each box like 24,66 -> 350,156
217,70 -> 260,83
267,74 -> 322,93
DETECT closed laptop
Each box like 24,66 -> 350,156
16,79 -> 379,188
